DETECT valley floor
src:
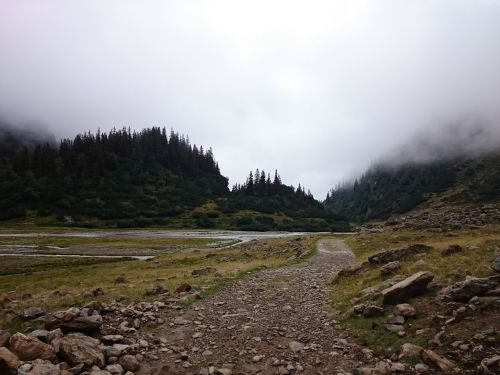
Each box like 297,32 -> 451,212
140,239 -> 367,375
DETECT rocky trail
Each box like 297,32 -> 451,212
141,239 -> 371,375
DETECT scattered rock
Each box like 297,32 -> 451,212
191,267 -> 218,276
288,341 -> 304,353
441,244 -> 462,256
58,333 -> 105,369
0,347 -> 20,371
385,324 -> 405,333
114,276 -> 127,284
399,343 -> 423,359
145,285 -> 167,296
18,359 -> 60,375
422,349 -> 459,374
438,275 -> 498,302
368,244 -> 433,265
119,355 -> 140,372
46,314 -> 103,334
480,355 -> 500,375
362,304 -> 384,318
382,271 -> 434,305
394,303 -> 416,318
491,257 -> 500,273
338,262 -> 364,277
175,283 -> 192,293
23,306 -> 45,320
9,333 -> 57,362
380,261 -> 401,276
0,330 -> 11,347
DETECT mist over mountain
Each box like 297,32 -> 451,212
381,118 -> 500,167
0,118 -> 56,156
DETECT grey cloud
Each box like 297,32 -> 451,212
0,0 -> 499,197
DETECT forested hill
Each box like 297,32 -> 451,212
0,127 -> 228,221
325,152 -> 500,222
0,126 -> 346,231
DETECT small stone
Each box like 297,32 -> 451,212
288,341 -> 304,353
23,306 -> 45,320
119,355 -> 140,372
394,303 -> 416,318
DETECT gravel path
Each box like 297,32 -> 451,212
141,239 -> 370,375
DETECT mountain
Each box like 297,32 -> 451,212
325,152 -> 500,223
0,126 -> 346,231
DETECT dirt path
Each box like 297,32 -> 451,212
141,239 -> 370,375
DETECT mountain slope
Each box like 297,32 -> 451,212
325,152 -> 500,223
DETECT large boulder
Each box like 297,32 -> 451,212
0,347 -> 20,371
9,333 -> 56,362
57,333 -> 105,369
382,271 -> 434,305
45,314 -> 102,334
368,244 -> 433,265
438,276 -> 498,302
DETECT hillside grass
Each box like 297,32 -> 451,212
330,224 -> 500,356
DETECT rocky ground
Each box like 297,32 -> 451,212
1,236 -> 499,374
140,239 -> 374,375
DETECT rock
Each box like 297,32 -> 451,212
18,359 -> 60,375
28,330 -> 50,343
382,271 -> 434,305
399,343 -> 423,359
114,276 -> 127,284
0,330 -> 11,347
9,333 -> 57,362
105,364 -> 123,374
58,333 -> 105,368
23,306 -> 45,320
480,355 -> 500,375
394,303 -> 416,318
0,347 -> 20,371
414,363 -> 430,373
288,341 -> 304,352
441,244 -> 462,256
83,288 -> 104,297
380,261 -> 400,276
390,363 -> 406,372
422,349 -> 459,374
119,354 -> 140,372
363,305 -> 384,318
101,335 -> 123,344
175,283 -> 192,293
385,324 -> 405,333
368,244 -> 433,265
46,315 -> 103,333
145,285 -> 167,295
338,263 -> 364,277
191,267 -> 218,276
387,315 -> 405,325
491,257 -> 500,273
438,276 -> 498,302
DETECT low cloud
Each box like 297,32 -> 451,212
1,0 -> 499,197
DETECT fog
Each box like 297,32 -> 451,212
1,0 -> 499,197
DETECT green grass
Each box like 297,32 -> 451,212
330,223 -> 500,357
0,233 -> 320,331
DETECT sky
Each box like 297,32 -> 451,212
1,0 -> 500,198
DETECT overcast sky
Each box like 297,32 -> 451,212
1,0 -> 500,197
